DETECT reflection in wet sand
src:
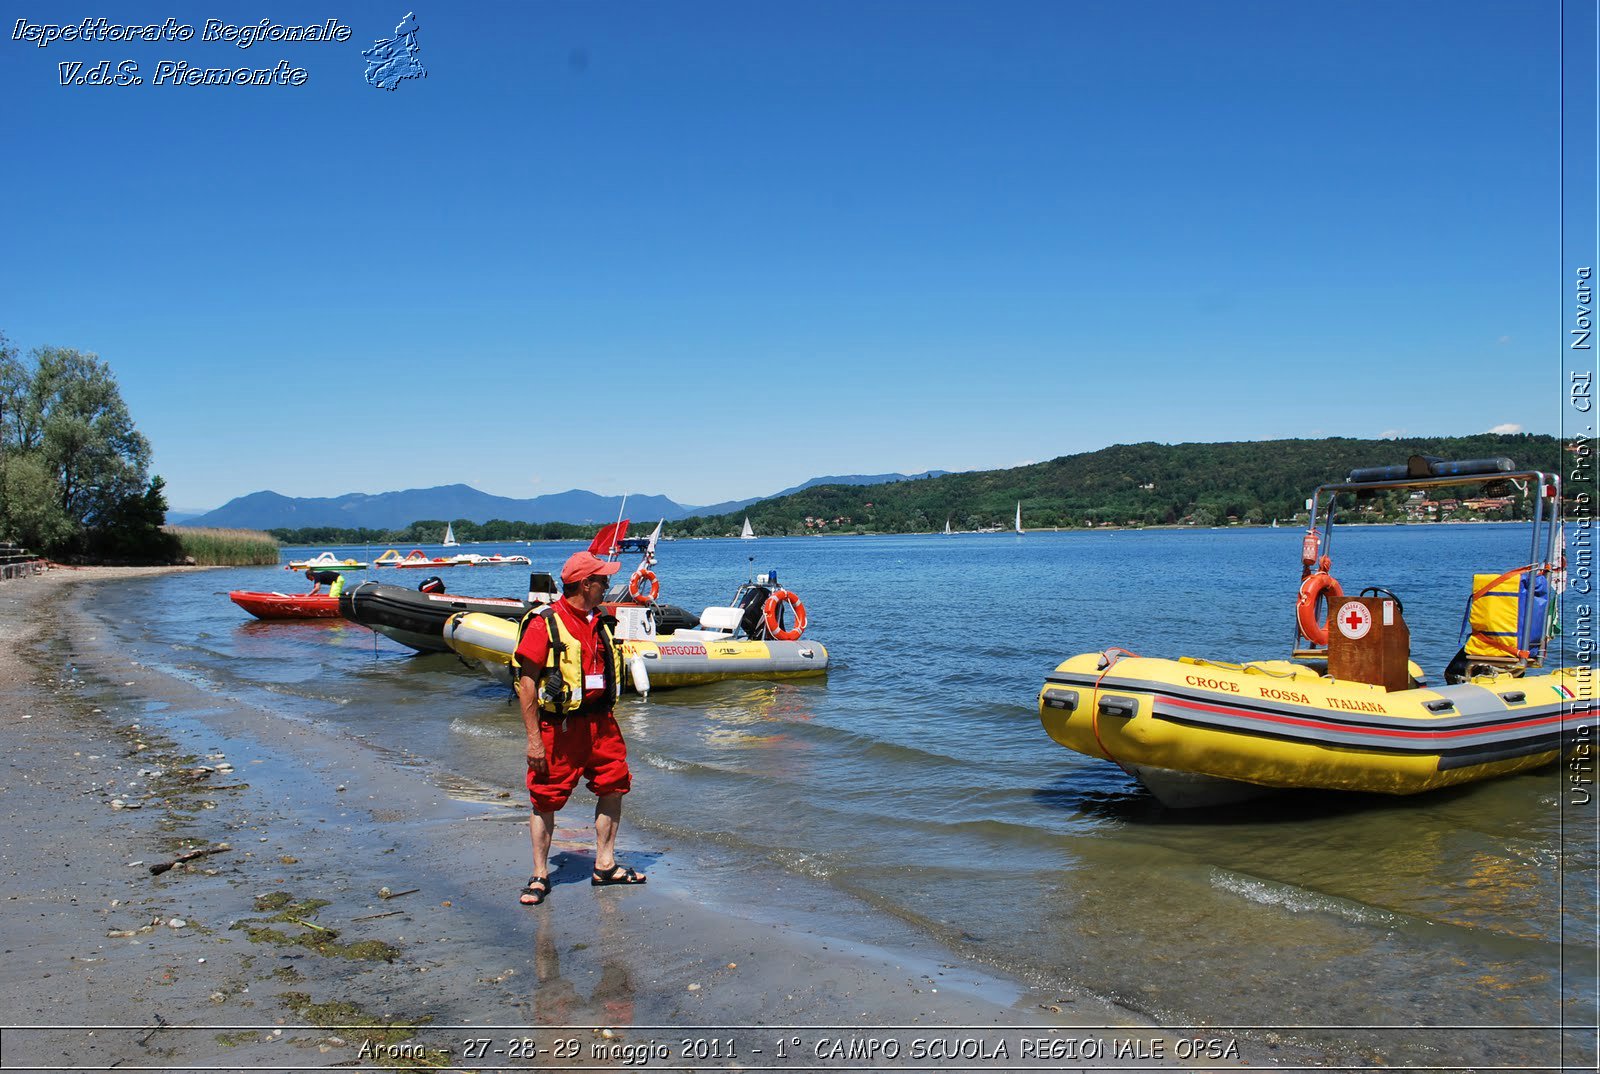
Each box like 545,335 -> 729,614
529,896 -> 636,1028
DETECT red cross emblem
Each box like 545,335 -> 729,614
1336,601 -> 1372,640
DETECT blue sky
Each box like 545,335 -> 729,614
0,1 -> 1569,512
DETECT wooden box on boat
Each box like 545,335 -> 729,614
1326,596 -> 1411,692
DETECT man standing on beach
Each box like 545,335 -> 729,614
512,550 -> 647,906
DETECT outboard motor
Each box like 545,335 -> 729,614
418,576 -> 445,594
737,585 -> 772,640
527,571 -> 558,605
652,604 -> 700,635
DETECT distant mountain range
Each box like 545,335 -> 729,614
183,471 -> 950,530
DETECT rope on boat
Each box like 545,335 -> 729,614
1089,647 -> 1139,765
1188,658 -> 1304,681
1456,562 -> 1539,660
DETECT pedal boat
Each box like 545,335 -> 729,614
286,552 -> 367,571
229,591 -> 342,620
1039,455 -> 1593,807
388,549 -> 467,569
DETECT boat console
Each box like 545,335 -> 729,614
1325,594 -> 1411,691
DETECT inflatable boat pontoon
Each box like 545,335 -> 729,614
340,580 -> 529,652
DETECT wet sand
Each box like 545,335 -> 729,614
0,568 -> 1296,1072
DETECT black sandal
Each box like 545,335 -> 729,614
591,864 -> 647,887
519,876 -> 551,905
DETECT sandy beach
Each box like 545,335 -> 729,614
0,568 -> 1312,1073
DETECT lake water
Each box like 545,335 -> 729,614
88,525 -> 1595,1067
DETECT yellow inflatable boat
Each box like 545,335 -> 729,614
1039,455 -> 1593,807
443,609 -> 828,692
1039,653 -> 1592,807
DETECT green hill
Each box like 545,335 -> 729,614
673,434 -> 1567,536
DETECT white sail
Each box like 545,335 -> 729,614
1015,503 -> 1023,534
443,523 -> 458,547
740,517 -> 756,540
944,518 -> 952,535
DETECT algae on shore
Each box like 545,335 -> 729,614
277,993 -> 450,1068
232,891 -> 401,962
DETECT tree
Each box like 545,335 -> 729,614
0,339 -> 164,557
0,452 -> 74,550
0,332 -> 21,446
84,476 -> 182,562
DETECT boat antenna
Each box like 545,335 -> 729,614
607,495 -> 628,560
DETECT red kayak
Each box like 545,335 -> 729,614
229,591 -> 343,620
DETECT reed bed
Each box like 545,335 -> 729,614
165,526 -> 280,566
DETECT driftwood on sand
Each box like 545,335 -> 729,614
148,843 -> 232,876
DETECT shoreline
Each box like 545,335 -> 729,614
268,517 -> 1532,551
0,568 -> 1304,1071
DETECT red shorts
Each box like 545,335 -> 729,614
526,710 -> 632,812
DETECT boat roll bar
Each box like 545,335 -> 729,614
1346,456 -> 1516,483
1302,455 -> 1563,666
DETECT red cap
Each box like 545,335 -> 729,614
560,550 -> 622,584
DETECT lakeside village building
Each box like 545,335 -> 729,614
1403,491 -> 1516,522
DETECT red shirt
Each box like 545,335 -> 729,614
514,597 -> 611,706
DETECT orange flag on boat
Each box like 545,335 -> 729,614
588,520 -> 630,557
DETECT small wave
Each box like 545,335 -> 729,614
1498,839 -> 1559,871
788,719 -> 972,767
638,750 -> 796,783
768,848 -> 836,880
642,752 -> 687,772
447,717 -> 512,738
1210,868 -> 1400,927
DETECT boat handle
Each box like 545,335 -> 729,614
1041,689 -> 1078,712
641,651 -> 659,660
1499,690 -> 1526,704
1097,695 -> 1138,718
1423,700 -> 1455,713
799,649 -> 815,658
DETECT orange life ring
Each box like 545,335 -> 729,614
628,568 -> 659,603
1296,571 -> 1343,646
763,589 -> 807,641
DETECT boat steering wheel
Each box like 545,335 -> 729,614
1359,586 -> 1403,614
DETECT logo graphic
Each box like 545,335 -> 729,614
363,12 -> 425,90
1335,601 -> 1373,641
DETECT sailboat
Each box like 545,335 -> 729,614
442,523 -> 459,547
1014,503 -> 1023,535
944,518 -> 952,536
740,517 -> 756,540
